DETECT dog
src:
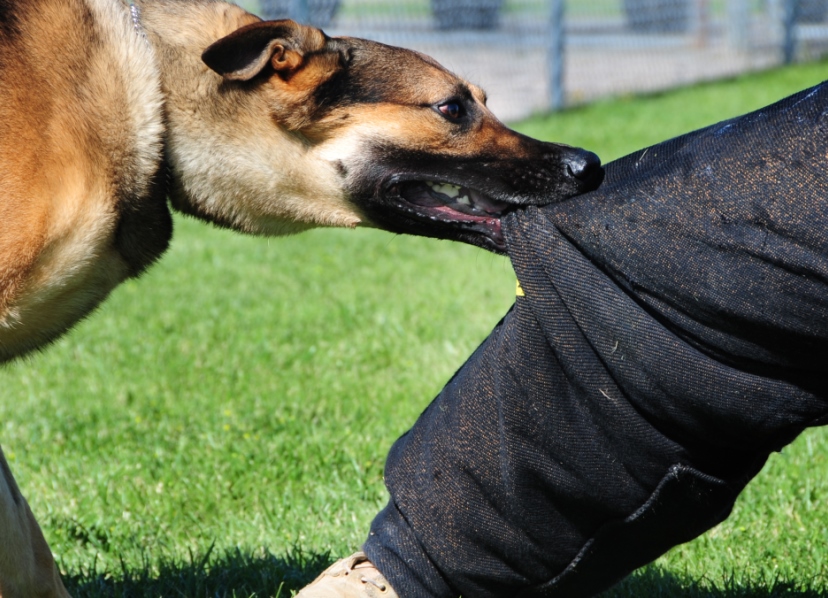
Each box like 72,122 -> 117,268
0,0 -> 603,595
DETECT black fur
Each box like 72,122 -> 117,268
0,0 -> 19,38
114,156 -> 174,278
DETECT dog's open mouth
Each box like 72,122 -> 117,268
387,180 -> 512,250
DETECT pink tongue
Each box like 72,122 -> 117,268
429,204 -> 498,225
400,181 -> 510,216
424,204 -> 504,246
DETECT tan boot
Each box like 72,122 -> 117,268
294,552 -> 398,597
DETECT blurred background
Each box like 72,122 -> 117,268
238,0 -> 828,122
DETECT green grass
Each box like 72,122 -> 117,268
2,61 -> 828,597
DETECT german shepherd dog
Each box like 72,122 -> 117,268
0,0 -> 602,594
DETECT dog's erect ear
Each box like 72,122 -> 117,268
202,20 -> 322,82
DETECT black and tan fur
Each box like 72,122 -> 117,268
0,0 -> 602,595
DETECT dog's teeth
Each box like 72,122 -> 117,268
428,182 -> 461,199
456,194 -> 471,205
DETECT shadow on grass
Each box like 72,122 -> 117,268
63,545 -> 333,598
62,550 -> 828,598
602,565 -> 828,598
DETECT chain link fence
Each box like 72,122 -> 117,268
242,0 -> 828,122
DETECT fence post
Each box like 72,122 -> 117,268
782,0 -> 798,64
547,0 -> 565,111
290,0 -> 310,23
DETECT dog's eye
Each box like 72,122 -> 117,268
437,101 -> 465,120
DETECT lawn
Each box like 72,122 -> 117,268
2,61 -> 828,597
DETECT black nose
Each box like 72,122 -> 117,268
564,150 -> 603,189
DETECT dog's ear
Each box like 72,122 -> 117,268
202,20 -> 323,82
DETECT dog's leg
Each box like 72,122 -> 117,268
0,446 -> 70,598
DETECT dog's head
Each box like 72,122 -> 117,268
142,2 -> 602,252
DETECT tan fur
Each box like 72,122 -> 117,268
138,0 -> 367,235
0,3 -> 466,594
0,2 -> 601,596
0,0 -> 165,359
1,0 -> 588,358
0,1 -> 163,590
